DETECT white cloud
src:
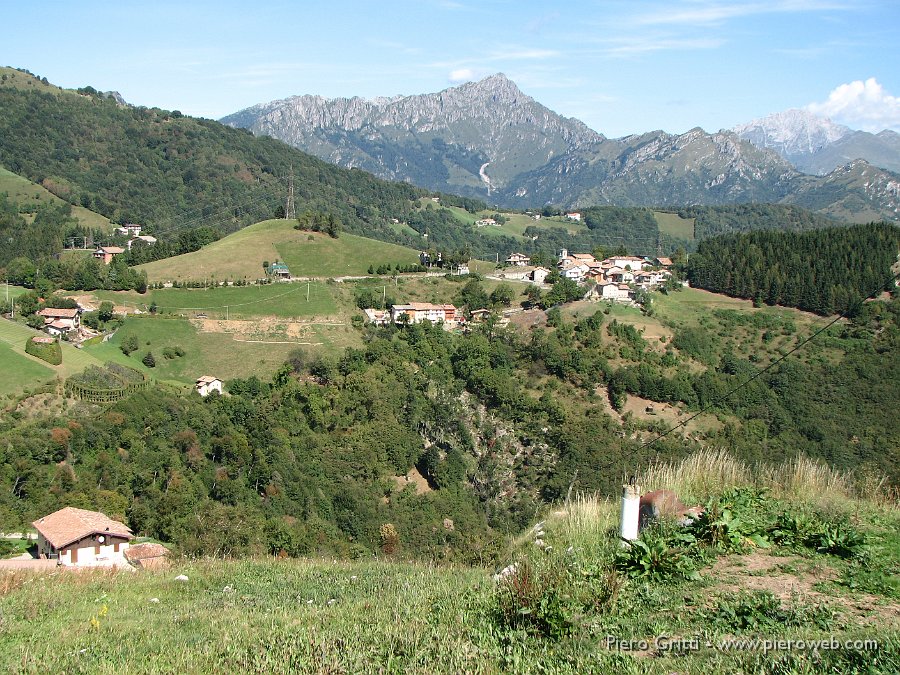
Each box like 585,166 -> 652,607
807,78 -> 900,132
448,68 -> 476,83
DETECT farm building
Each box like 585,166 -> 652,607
269,262 -> 292,280
196,376 -> 223,396
390,303 -> 458,325
505,253 -> 531,267
33,507 -> 133,566
115,223 -> 143,237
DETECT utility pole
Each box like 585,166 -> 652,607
306,281 -> 310,302
285,165 -> 296,220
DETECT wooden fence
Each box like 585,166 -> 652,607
64,375 -> 151,403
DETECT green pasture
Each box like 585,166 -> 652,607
93,282 -> 338,319
654,210 -> 695,240
138,220 -> 423,282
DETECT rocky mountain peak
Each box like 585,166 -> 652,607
732,108 -> 850,156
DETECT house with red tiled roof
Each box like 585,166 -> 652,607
36,307 -> 81,335
93,246 -> 126,265
33,507 -> 133,566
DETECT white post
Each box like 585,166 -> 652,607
620,484 -> 641,543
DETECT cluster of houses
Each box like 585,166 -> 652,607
364,303 -> 460,327
91,224 -> 157,265
499,250 -> 675,302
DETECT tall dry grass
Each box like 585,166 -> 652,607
636,447 -> 894,512
548,448 -> 895,546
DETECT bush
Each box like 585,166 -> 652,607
615,527 -> 700,582
25,337 -> 62,365
492,557 -> 577,640
120,334 -> 139,355
705,591 -> 834,632
162,346 -> 185,360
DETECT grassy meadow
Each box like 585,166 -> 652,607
92,282 -> 338,319
653,210 -> 695,240
137,220 -> 423,282
0,318 -> 105,395
1,450 -> 897,673
0,165 -> 111,231
83,316 -> 360,384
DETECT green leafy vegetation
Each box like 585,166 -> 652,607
24,337 -> 61,365
688,222 -> 900,315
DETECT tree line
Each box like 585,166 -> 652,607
688,223 -> 900,315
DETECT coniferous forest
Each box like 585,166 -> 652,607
687,223 -> 900,314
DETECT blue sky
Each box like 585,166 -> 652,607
3,1 -> 899,137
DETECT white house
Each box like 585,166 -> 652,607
127,235 -> 157,250
505,253 -> 531,267
607,256 -> 651,271
36,307 -> 81,335
196,376 -> 223,396
530,267 -> 550,284
596,282 -> 632,301
33,507 -> 133,567
559,259 -> 589,281
115,223 -> 143,237
475,218 -> 497,227
363,308 -> 392,325
566,212 -> 581,221
390,303 -> 458,325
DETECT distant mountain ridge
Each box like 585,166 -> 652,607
223,75 -> 900,222
732,108 -> 900,175
222,74 -> 600,196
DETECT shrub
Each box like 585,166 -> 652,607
705,591 -> 834,632
692,487 -> 771,552
25,338 -> 62,365
162,346 -> 185,359
492,557 -> 577,640
120,334 -> 139,355
614,528 -> 700,582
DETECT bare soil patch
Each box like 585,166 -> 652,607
708,552 -> 900,627
621,394 -> 721,436
507,309 -> 546,331
192,317 -> 344,342
392,467 -> 433,495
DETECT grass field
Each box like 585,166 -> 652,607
0,341 -> 54,396
138,220 -> 423,282
653,210 -> 695,240
92,282 -> 338,320
0,284 -> 28,303
0,165 -> 111,231
84,316 -> 359,384
1,451 -> 896,673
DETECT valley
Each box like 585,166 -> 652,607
0,62 -> 898,675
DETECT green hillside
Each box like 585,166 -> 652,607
137,220 -> 424,281
0,165 -> 111,231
